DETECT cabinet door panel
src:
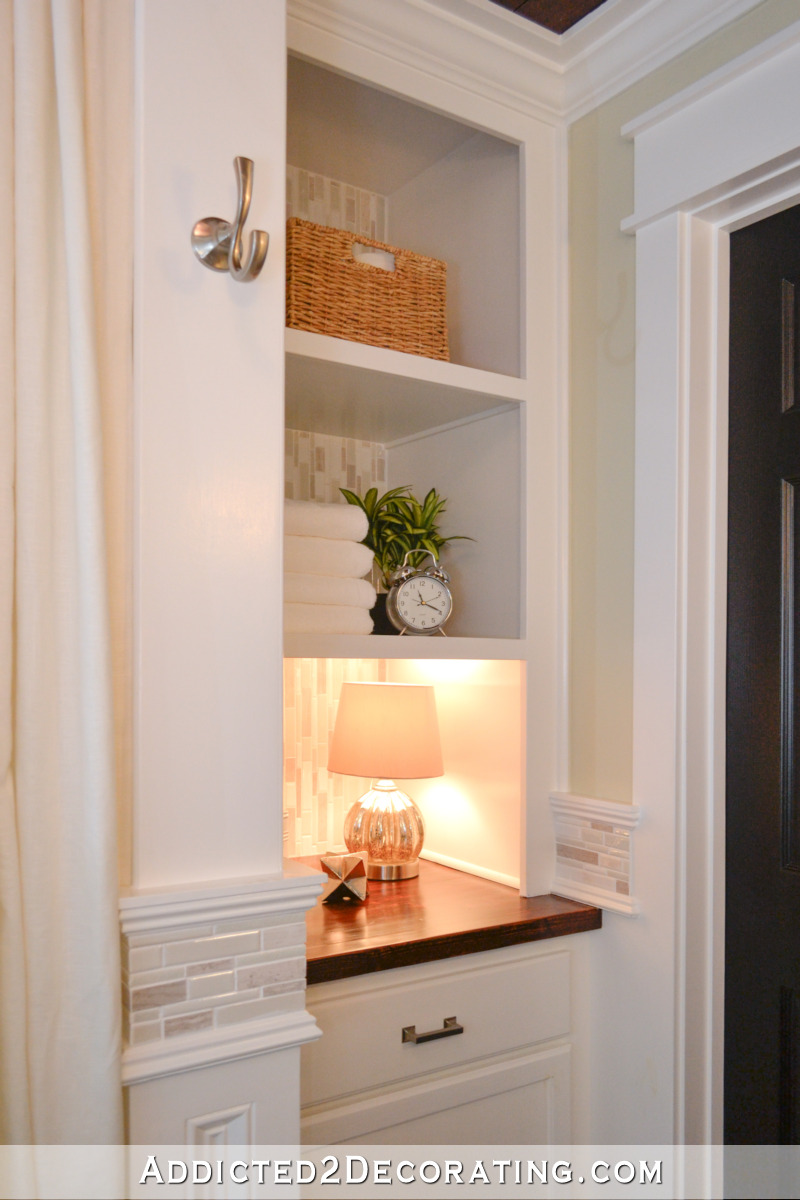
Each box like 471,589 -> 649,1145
301,1044 -> 571,1145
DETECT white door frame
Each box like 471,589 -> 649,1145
623,22 -> 800,1144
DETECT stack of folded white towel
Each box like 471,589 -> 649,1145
284,499 -> 376,634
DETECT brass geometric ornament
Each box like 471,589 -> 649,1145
319,852 -> 368,904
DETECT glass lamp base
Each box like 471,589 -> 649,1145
343,779 -> 425,883
367,859 -> 419,881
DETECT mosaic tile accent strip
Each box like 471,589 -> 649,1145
549,792 -> 641,916
287,165 -> 387,241
283,431 -> 389,855
121,912 -> 307,1047
283,657 -> 388,858
284,428 -> 386,506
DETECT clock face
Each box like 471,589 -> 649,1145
391,575 -> 453,633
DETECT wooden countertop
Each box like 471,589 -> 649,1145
301,858 -> 602,985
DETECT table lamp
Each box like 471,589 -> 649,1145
327,681 -> 443,880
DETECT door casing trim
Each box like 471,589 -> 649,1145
626,23 -> 800,1145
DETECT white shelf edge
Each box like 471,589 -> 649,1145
285,327 -> 527,404
384,402 -> 518,449
283,633 -> 526,660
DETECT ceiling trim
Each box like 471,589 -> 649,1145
288,0 -> 566,125
288,0 -> 767,126
560,0 -> 768,120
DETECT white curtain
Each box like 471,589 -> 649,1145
0,0 -> 132,1144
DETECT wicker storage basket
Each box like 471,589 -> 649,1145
286,218 -> 449,361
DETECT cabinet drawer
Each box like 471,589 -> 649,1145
302,946 -> 569,1105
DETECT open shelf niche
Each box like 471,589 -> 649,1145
283,53 -> 529,893
284,655 -> 524,889
287,55 -> 522,379
284,57 -> 526,646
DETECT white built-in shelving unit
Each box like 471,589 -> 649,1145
283,16 -> 564,895
284,52 -> 527,649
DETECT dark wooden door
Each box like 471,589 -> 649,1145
726,203 -> 800,1143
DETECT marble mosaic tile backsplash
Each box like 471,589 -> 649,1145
283,429 -> 388,857
283,429 -> 388,854
550,792 -> 640,914
283,656 -> 387,859
121,914 -> 306,1047
284,428 -> 386,506
553,816 -> 631,899
287,165 -> 387,242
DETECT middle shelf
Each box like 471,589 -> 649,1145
284,633 -> 526,660
285,327 -> 526,444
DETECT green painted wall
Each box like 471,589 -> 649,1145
568,0 -> 800,801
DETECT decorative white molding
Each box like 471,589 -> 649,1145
550,792 -> 641,916
620,20 -> 800,140
622,21 -> 800,231
551,790 -> 641,830
186,1103 -> 254,1146
624,24 -> 800,1143
288,0 -> 563,126
558,0 -> 766,122
122,1008 -> 321,1086
288,0 -> 766,127
119,863 -> 323,1072
119,862 -> 323,935
553,876 -> 638,917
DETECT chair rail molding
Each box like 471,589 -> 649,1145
616,16 -> 800,1147
119,862 -> 323,1085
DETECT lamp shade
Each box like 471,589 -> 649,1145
328,682 -> 443,780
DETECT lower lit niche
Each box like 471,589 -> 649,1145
283,657 -> 524,889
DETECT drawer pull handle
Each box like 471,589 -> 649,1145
402,1016 -> 463,1044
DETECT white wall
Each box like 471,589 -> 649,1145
568,0 -> 800,806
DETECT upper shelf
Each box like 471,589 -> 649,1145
285,329 -> 525,444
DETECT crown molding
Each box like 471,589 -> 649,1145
288,0 -> 565,125
557,0 -> 766,120
288,0 -> 765,126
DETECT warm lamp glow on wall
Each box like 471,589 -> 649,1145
327,681 -> 443,880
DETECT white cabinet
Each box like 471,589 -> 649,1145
128,0 -> 578,1152
301,945 -> 572,1145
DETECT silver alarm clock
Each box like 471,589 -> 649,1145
385,550 -> 453,636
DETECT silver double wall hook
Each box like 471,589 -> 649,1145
191,157 -> 269,282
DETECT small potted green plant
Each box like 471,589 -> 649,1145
340,484 -> 470,633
